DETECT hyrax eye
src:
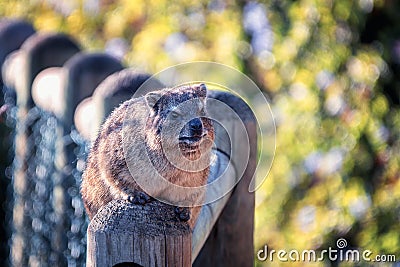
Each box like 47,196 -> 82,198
170,111 -> 180,119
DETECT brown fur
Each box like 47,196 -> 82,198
81,84 -> 214,228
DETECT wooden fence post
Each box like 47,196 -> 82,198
193,91 -> 256,267
0,19 -> 35,87
10,32 -> 80,267
87,199 -> 192,267
92,69 -> 153,122
0,18 -> 35,267
74,68 -> 163,140
50,52 -> 123,264
59,53 -> 124,131
31,52 -> 123,265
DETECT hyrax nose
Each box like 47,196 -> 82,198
189,118 -> 203,135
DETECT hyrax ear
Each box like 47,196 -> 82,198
145,91 -> 162,110
194,83 -> 207,98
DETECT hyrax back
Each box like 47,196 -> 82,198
81,84 -> 214,228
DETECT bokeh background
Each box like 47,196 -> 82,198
0,0 -> 399,266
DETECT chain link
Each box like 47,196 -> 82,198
3,83 -> 90,266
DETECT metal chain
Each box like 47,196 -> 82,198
66,128 -> 89,267
3,86 -> 90,266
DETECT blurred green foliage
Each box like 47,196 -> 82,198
0,0 -> 399,265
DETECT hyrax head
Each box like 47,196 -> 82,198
145,83 -> 214,159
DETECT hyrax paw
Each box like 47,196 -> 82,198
128,191 -> 152,205
174,207 -> 191,222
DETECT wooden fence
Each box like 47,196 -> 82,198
0,18 -> 257,267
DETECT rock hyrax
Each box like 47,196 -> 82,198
81,83 -> 214,228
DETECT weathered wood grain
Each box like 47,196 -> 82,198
87,199 -> 192,267
193,91 -> 256,267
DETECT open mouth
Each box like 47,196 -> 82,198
178,134 -> 206,152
